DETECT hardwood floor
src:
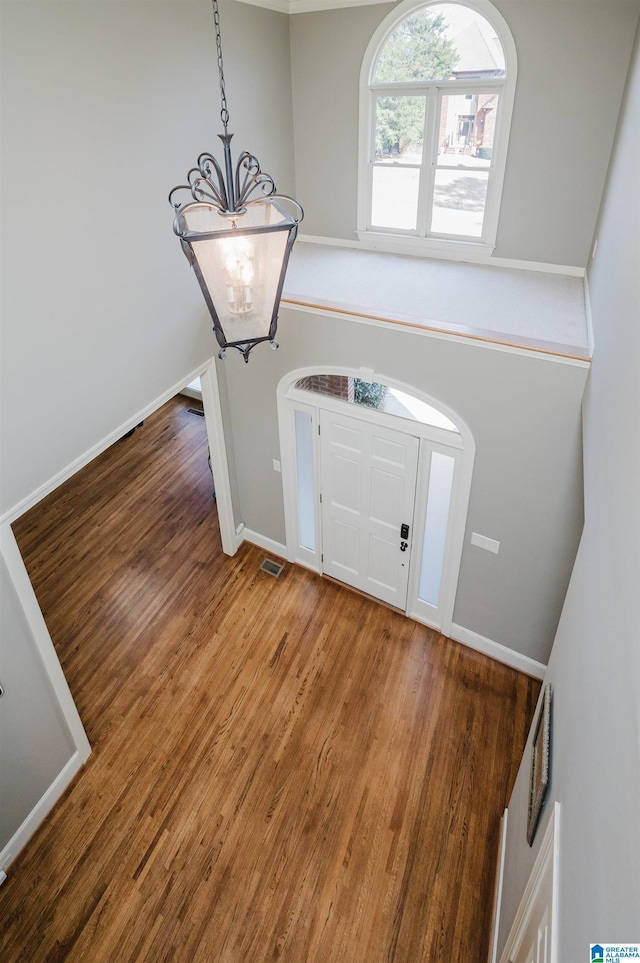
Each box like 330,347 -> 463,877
3,395 -> 539,962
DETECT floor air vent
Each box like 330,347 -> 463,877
260,558 -> 284,578
187,407 -> 205,417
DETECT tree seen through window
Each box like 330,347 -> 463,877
375,11 -> 458,159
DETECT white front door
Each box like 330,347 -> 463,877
320,409 -> 419,608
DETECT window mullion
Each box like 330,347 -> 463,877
366,89 -> 378,230
368,89 -> 377,163
417,86 -> 438,238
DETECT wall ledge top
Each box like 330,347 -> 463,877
235,0 -> 393,15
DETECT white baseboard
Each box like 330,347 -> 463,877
179,386 -> 203,401
238,528 -> 288,560
450,623 -> 547,679
1,362 -> 212,527
0,750 -> 84,874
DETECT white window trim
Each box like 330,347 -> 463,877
357,0 -> 517,258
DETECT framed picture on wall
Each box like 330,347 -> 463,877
527,683 -> 552,846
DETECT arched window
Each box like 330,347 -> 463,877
357,0 -> 516,256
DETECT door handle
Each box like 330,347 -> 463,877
400,541 -> 408,552
0,682 -> 4,698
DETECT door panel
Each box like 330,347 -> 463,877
331,518 -> 359,574
368,532 -> 400,590
509,905 -> 550,963
320,410 -> 419,608
331,456 -> 361,513
371,435 -> 408,466
370,467 -> 403,525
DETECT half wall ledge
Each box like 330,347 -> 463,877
283,242 -> 591,363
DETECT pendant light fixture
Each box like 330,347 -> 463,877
169,0 -> 303,363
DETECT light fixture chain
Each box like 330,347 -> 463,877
212,0 -> 229,131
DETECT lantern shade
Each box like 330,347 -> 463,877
169,0 -> 303,361
180,199 -> 298,358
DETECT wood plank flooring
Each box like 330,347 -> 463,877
3,395 -> 539,962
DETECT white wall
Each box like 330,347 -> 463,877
289,0 -> 639,267
0,0 -> 295,520
497,27 -> 640,958
221,312 -> 587,665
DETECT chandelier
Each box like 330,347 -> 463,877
169,0 -> 303,363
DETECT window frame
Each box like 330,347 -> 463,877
357,0 -> 517,259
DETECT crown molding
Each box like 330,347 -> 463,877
235,0 -> 289,13
235,0 -> 392,14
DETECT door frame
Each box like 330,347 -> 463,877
0,524 -> 91,874
277,365 -> 475,635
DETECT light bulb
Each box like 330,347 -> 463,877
221,234 -> 255,315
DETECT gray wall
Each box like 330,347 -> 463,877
290,0 -> 639,267
497,28 -> 640,957
0,0 -> 294,518
221,312 -> 587,664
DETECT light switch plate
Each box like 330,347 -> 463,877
471,532 -> 500,553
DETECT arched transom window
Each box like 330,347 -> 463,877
358,0 -> 516,255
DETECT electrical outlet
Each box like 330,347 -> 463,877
273,459 -> 281,473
